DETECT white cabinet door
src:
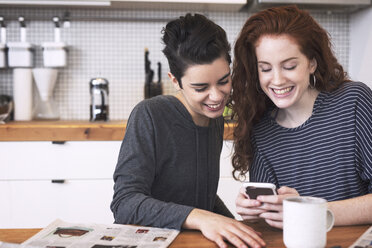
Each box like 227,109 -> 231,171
1,140 -> 244,227
0,141 -> 121,180
0,179 -> 115,228
218,141 -> 243,219
0,141 -> 121,228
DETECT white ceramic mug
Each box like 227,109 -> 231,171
283,196 -> 334,248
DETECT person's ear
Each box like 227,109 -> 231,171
168,72 -> 181,91
310,58 -> 317,74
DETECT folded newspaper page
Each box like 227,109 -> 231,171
21,219 -> 179,248
349,226 -> 372,248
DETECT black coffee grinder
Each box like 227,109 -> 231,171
144,48 -> 162,99
90,77 -> 109,121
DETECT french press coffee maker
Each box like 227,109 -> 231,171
90,78 -> 109,121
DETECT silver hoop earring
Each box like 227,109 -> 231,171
310,74 -> 316,89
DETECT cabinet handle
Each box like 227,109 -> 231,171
51,179 -> 65,184
52,141 -> 66,145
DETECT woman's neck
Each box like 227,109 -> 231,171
275,88 -> 320,128
175,93 -> 210,127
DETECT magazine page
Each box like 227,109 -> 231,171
21,219 -> 179,248
349,226 -> 372,248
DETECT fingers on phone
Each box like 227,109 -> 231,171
264,218 -> 283,229
236,197 -> 262,208
257,195 -> 282,204
240,187 -> 248,197
259,211 -> 283,221
237,206 -> 266,216
257,202 -> 283,212
277,186 -> 299,195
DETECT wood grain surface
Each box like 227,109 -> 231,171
0,121 -> 235,141
0,220 -> 369,248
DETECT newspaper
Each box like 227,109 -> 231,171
20,219 -> 179,248
349,226 -> 372,248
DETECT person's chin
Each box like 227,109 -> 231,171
272,98 -> 295,109
270,92 -> 297,108
207,110 -> 224,119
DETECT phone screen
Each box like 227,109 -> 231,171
245,186 -> 275,200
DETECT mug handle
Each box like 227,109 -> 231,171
326,209 -> 335,232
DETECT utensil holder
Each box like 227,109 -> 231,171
42,42 -> 67,67
7,42 -> 34,67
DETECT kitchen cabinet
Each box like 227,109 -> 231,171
0,180 -> 114,228
0,140 -> 240,227
0,141 -> 121,228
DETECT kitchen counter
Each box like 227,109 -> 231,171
0,121 -> 235,141
0,220 -> 369,247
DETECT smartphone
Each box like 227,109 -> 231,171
243,182 -> 277,200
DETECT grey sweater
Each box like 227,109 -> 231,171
111,95 -> 233,230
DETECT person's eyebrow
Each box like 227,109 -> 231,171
258,57 -> 298,64
190,72 -> 231,86
218,71 -> 231,81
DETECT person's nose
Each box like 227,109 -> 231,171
272,69 -> 286,86
209,87 -> 224,102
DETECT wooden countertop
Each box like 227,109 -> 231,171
0,221 -> 369,247
0,121 -> 235,141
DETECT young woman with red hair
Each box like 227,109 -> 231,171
232,5 -> 372,228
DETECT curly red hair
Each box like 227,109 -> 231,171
231,5 -> 350,180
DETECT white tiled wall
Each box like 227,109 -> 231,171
350,8 -> 372,89
0,7 -> 349,120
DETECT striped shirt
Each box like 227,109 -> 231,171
250,82 -> 372,201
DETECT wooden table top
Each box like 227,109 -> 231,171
0,121 -> 235,141
0,220 -> 369,248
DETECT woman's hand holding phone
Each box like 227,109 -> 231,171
236,186 -> 268,221
236,183 -> 299,229
255,186 -> 299,229
236,182 -> 277,221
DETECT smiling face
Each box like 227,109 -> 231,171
169,56 -> 232,127
255,34 -> 317,111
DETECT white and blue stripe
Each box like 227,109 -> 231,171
250,82 -> 372,201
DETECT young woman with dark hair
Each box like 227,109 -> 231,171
232,5 -> 372,228
111,13 -> 265,248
